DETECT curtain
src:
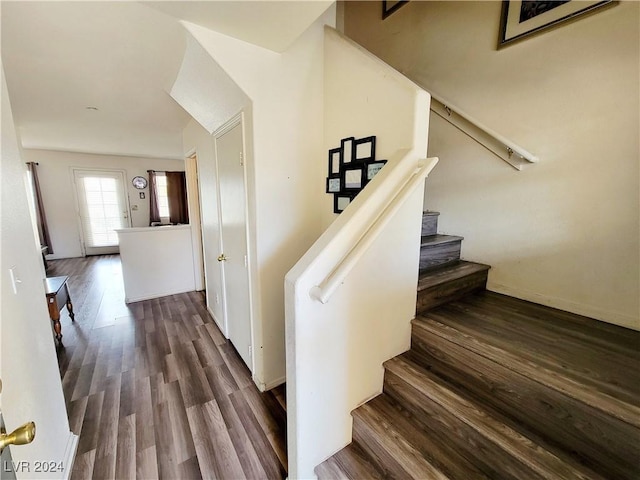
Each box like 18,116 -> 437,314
26,162 -> 53,254
148,170 -> 160,225
166,171 -> 189,224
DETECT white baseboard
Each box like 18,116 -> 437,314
62,431 -> 79,480
206,305 -> 228,337
258,376 -> 286,392
488,282 -> 639,331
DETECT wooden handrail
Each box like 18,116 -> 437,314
310,157 -> 439,304
430,94 -> 538,170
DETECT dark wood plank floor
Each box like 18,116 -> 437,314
49,255 -> 287,480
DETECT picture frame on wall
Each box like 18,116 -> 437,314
340,137 -> 355,165
328,148 -> 341,176
334,194 -> 353,214
382,0 -> 409,19
366,160 -> 388,181
353,136 -> 376,162
326,177 -> 341,194
499,0 -> 616,48
341,165 -> 366,192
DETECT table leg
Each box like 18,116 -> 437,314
66,288 -> 75,322
47,297 -> 63,346
51,312 -> 62,345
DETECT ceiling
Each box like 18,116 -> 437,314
1,1 -> 332,160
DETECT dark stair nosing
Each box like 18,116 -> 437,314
417,261 -> 490,291
411,316 -> 640,429
420,234 -> 463,247
384,355 -> 606,480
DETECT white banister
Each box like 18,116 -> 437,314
310,156 -> 439,304
430,93 -> 538,170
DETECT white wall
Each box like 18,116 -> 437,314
177,5 -> 335,390
117,226 -> 195,303
21,149 -> 185,259
2,62 -> 75,479
285,27 -> 430,479
345,1 -> 640,329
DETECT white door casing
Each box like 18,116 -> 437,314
72,169 -> 130,256
214,116 -> 253,370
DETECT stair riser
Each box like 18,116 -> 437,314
383,371 -> 543,480
417,270 -> 488,314
422,213 -> 439,236
419,241 -> 462,272
409,328 -> 640,480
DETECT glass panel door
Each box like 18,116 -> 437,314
73,169 -> 129,255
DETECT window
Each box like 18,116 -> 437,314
154,172 -> 170,221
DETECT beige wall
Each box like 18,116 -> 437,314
345,1 -> 639,329
22,149 -> 185,259
179,6 -> 335,389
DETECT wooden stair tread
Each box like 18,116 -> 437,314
420,234 -> 464,247
417,261 -> 490,291
353,396 -> 454,480
411,314 -> 640,428
384,355 -> 607,480
425,293 -> 640,404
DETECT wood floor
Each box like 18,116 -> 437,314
49,255 -> 287,480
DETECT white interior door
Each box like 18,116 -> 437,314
73,169 -> 130,256
216,119 -> 253,370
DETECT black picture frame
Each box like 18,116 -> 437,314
340,137 -> 355,165
353,136 -> 376,162
334,194 -> 354,214
341,165 -> 366,193
328,148 -> 342,176
382,0 -> 409,19
326,177 -> 341,194
365,160 -> 388,181
498,0 -> 616,48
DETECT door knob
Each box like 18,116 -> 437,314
0,422 -> 36,454
217,254 -> 227,262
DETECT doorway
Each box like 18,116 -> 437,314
215,115 -> 253,370
73,169 -> 130,256
185,152 -> 206,292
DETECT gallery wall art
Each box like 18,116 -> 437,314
326,135 -> 387,213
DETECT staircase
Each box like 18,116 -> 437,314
316,212 -> 640,480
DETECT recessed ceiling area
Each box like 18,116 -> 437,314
1,1 -> 191,159
1,1 -> 333,160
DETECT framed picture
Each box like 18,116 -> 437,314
353,136 -> 376,162
366,160 -> 387,181
499,0 -> 616,48
340,137 -> 355,165
328,148 -> 341,176
334,194 -> 353,214
341,165 -> 365,192
382,0 -> 409,19
326,177 -> 341,194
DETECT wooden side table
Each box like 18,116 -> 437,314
44,276 -> 75,345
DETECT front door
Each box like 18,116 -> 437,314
215,118 -> 253,370
73,169 -> 130,256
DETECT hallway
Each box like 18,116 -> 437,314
50,255 -> 286,479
